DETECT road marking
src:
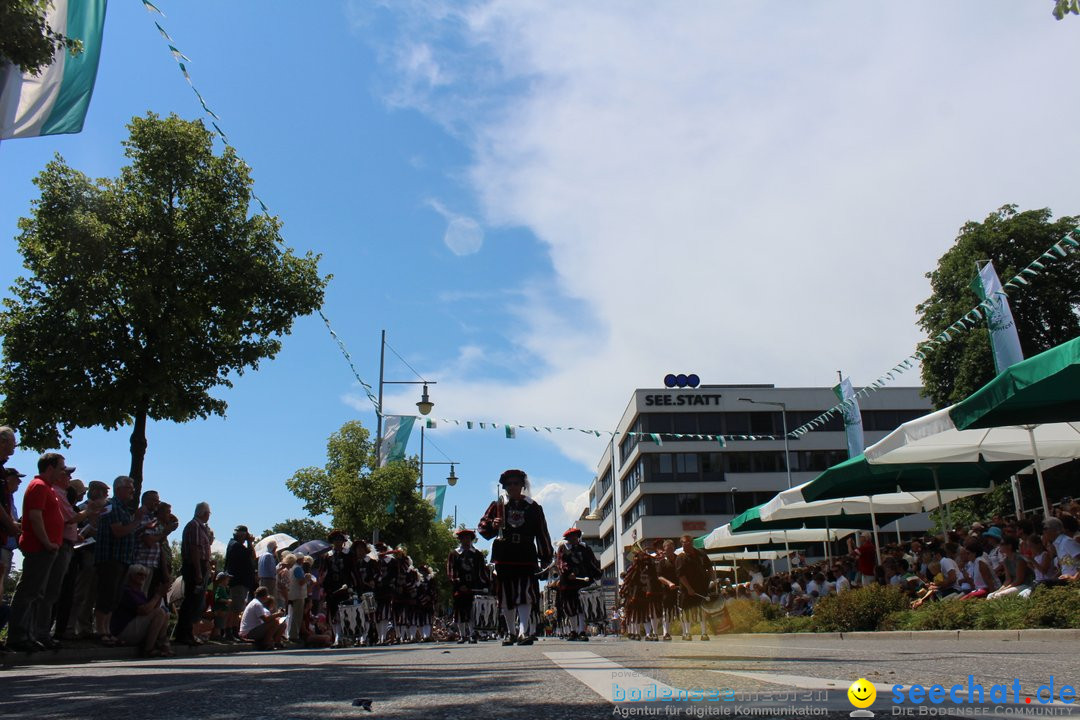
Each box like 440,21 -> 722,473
708,669 -> 895,693
545,650 -> 675,703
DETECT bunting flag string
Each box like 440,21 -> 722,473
788,229 -> 1080,439
142,2 -> 1079,450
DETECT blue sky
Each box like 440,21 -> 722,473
1,1 -> 1078,552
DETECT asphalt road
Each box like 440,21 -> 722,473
6,633 -> 1080,719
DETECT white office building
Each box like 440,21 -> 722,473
586,384 -> 931,582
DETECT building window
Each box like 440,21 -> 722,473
701,452 -> 725,482
622,497 -> 646,527
675,453 -> 698,476
620,459 -> 644,498
673,413 -> 698,434
600,498 -> 613,521
677,493 -> 702,514
650,494 -> 678,515
703,493 -> 733,514
598,466 -> 613,497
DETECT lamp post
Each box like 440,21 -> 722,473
419,425 -> 458,491
739,397 -> 793,489
729,486 -> 739,516
376,329 -> 436,467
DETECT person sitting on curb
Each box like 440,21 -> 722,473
111,564 -> 173,657
239,586 -> 286,650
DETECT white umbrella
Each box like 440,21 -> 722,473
699,525 -> 855,551
864,406 -> 1078,516
255,532 -> 296,555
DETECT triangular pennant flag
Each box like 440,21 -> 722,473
154,21 -> 172,40
649,433 -> 662,446
505,425 -> 516,439
425,418 -> 437,429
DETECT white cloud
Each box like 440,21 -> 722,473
356,2 -> 1080,471
531,479 -> 591,537
427,199 -> 485,255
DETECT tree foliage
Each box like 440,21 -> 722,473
915,205 -> 1080,409
1052,0 -> 1080,20
263,517 -> 332,544
285,420 -> 456,569
0,113 -> 328,496
0,0 -> 83,74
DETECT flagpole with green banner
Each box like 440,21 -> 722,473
0,0 -> 108,140
971,260 -> 1024,373
378,415 -> 416,467
833,374 -> 865,459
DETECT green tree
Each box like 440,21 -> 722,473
0,0 -> 83,74
915,205 -> 1080,410
285,420 -> 456,569
0,112 -> 328,498
262,517 -> 332,543
1052,0 -> 1080,20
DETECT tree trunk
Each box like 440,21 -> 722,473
128,400 -> 149,505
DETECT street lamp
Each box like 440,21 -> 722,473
419,424 -> 459,490
375,329 -> 437,467
729,487 -> 739,515
738,397 -> 793,489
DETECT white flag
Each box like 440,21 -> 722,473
379,415 -> 415,467
972,260 -> 1024,374
832,377 -> 865,459
0,0 -> 108,140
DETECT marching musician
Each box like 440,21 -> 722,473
318,529 -> 352,648
676,534 -> 714,640
446,527 -> 487,644
555,527 -> 601,641
478,469 -> 553,646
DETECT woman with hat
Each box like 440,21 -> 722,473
447,528 -> 488,643
556,527 -> 601,641
478,468 -> 553,646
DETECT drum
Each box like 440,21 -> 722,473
581,586 -> 606,624
702,596 -> 733,633
472,592 -> 499,631
339,604 -> 364,638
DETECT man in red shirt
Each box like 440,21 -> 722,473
855,532 -> 878,586
8,453 -> 70,651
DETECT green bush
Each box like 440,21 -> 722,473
1023,585 -> 1080,628
724,599 -> 768,633
811,585 -> 909,632
752,616 -> 815,634
974,596 -> 1028,630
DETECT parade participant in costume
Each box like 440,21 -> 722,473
556,527 -> 601,641
447,528 -> 487,644
478,469 -> 553,646
624,545 -> 661,640
655,539 -> 680,641
319,530 -> 352,648
393,547 -> 418,643
373,541 -> 398,645
416,564 -> 437,642
676,534 -> 713,640
349,539 -> 378,646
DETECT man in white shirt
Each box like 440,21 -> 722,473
1045,518 -> 1080,579
240,586 -> 286,649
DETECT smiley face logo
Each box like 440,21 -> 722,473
848,678 -> 876,708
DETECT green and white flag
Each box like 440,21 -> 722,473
379,415 -> 415,467
423,485 -> 446,519
0,0 -> 108,140
832,376 -> 865,459
971,260 -> 1024,374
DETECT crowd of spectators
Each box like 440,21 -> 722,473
726,503 -> 1080,616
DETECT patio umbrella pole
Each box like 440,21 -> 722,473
1011,475 -> 1023,520
825,517 -> 831,564
869,495 -> 881,566
784,530 -> 791,574
933,468 -> 949,534
1026,427 -> 1052,517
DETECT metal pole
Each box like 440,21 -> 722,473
611,436 -> 624,581
375,329 -> 386,467
1027,427 -> 1052,518
781,404 -> 792,489
454,504 -> 458,528
869,495 -> 881,566
933,468 -> 947,535
419,425 -> 425,491
1011,475 -> 1024,520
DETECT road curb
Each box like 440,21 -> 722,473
1,640 -> 260,668
716,628 -> 1080,642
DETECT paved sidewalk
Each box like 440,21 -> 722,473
5,627 -> 1079,668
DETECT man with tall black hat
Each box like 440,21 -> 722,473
447,528 -> 487,644
319,530 -> 352,647
556,527 -> 601,641
373,541 -> 398,645
676,534 -> 713,640
478,469 -> 553,646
